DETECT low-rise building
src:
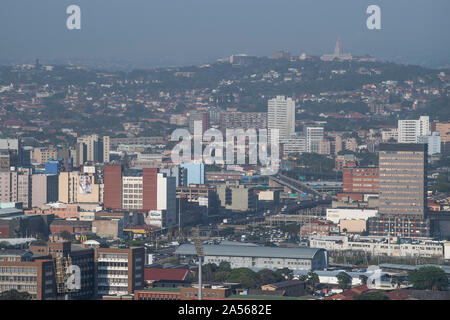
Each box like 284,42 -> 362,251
309,235 -> 446,258
176,244 -> 328,271
261,280 -> 305,297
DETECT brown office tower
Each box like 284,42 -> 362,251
368,143 -> 429,238
104,165 -> 122,210
142,168 -> 158,211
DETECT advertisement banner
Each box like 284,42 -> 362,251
79,175 -> 92,194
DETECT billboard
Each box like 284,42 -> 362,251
79,175 -> 92,194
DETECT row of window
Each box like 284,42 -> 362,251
0,267 -> 37,274
0,284 -> 36,292
0,275 -> 37,282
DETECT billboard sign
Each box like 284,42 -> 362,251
79,175 -> 92,194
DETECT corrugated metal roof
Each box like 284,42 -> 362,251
293,269 -> 369,278
175,244 -> 324,259
380,263 -> 450,275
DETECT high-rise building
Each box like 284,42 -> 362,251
156,173 -> 176,227
31,147 -> 58,165
304,127 -> 324,153
216,181 -> 257,212
418,133 -> 441,155
432,121 -> 450,154
318,138 -> 331,155
378,143 -> 427,218
280,136 -> 307,156
122,176 -> 143,211
369,143 -> 429,238
0,150 -> 11,171
180,163 -> 205,185
142,168 -> 158,211
31,174 -> 58,208
28,242 -> 95,300
160,166 -> 187,187
58,171 -> 102,204
103,165 -> 122,210
220,112 -> 267,133
188,112 -> 210,135
145,172 -> 176,228
333,136 -> 343,155
76,135 -> 110,166
95,247 -> 144,297
0,138 -> 23,167
0,170 -> 32,208
397,116 -> 430,143
268,96 -> 295,139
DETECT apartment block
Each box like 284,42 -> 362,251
95,247 -> 145,297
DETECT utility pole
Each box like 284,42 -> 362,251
178,197 -> 181,242
193,227 -> 205,301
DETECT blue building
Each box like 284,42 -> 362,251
45,158 -> 64,175
181,163 -> 205,185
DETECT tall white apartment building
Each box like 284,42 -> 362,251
267,96 -> 295,139
398,116 -> 430,143
304,127 -> 324,153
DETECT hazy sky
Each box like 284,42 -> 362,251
1,0 -> 449,67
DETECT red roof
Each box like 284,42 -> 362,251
144,267 -> 189,282
326,285 -> 411,300
325,285 -> 369,300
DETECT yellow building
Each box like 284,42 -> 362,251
58,171 -> 103,204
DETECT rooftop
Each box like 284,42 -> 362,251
175,244 -> 325,260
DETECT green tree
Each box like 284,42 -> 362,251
354,291 -> 389,300
227,268 -> 260,288
275,268 -> 294,280
202,263 -> 218,282
256,269 -> 284,285
337,272 -> 353,290
408,267 -> 448,291
306,271 -> 320,291
214,270 -> 231,282
0,290 -> 32,300
218,261 -> 231,272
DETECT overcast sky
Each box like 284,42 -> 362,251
1,0 -> 449,68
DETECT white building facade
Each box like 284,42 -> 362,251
268,96 -> 295,139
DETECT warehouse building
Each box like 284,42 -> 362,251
175,244 -> 328,271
